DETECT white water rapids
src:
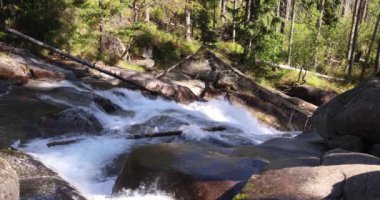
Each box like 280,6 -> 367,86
14,80 -> 295,200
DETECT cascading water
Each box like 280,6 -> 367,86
14,79 -> 295,200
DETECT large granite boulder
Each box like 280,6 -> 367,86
0,157 -> 19,200
312,76 -> 380,153
112,143 -> 267,200
0,148 -> 86,200
0,59 -> 30,83
240,149 -> 380,200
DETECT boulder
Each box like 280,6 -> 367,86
0,148 -> 86,200
240,149 -> 380,200
0,59 -> 30,83
284,85 -> 337,106
112,143 -> 267,200
125,115 -> 188,135
312,76 -> 380,152
93,96 -> 122,114
39,107 -> 103,137
0,158 -> 19,200
29,66 -> 65,79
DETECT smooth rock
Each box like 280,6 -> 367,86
0,59 -> 30,82
0,157 -> 19,200
312,76 -> 380,153
0,148 -> 86,200
39,107 -> 103,136
112,143 -> 267,200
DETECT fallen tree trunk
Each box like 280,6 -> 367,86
4,28 -> 199,104
155,52 -> 198,78
127,126 -> 226,139
47,139 -> 83,148
206,50 -> 317,116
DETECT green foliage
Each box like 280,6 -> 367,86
243,0 -> 282,63
117,61 -> 145,72
216,41 -> 244,55
133,24 -> 201,65
232,194 -> 248,200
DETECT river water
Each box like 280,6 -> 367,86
11,79 -> 291,199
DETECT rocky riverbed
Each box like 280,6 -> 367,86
1,45 -> 380,200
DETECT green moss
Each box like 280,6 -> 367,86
232,194 -> 248,200
117,61 -> 145,72
215,41 -> 244,55
247,64 -> 355,93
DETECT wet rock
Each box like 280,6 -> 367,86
29,66 -> 65,80
0,148 -> 86,200
312,76 -> 380,153
94,96 -> 121,114
284,85 -> 338,106
126,115 -> 188,135
112,143 -> 266,200
0,88 -> 63,146
369,143 -> 380,157
0,157 -> 19,200
39,107 -> 103,137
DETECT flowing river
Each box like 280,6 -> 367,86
6,79 -> 293,199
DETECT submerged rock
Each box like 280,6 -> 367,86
0,157 -> 19,200
0,148 -> 86,200
125,115 -> 189,135
312,76 -> 380,153
39,107 -> 103,137
112,143 -> 266,200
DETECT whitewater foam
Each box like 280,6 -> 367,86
16,80 -> 289,199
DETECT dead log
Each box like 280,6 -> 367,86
206,50 -> 317,116
127,126 -> 227,139
155,52 -> 198,78
4,28 -> 199,104
47,139 -> 83,148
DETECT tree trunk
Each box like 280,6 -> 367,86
133,0 -> 138,23
245,0 -> 252,24
232,0 -> 238,42
361,0 -> 368,22
221,0 -> 227,24
347,0 -> 360,61
313,0 -> 325,68
4,28 -> 199,104
280,0 -> 292,33
287,0 -> 296,66
376,38 -> 380,74
341,0 -> 351,17
185,1 -> 192,41
144,7 -> 150,22
361,13 -> 380,78
348,0 -> 365,75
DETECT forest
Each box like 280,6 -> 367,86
1,0 -> 380,91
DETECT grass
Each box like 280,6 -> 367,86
117,60 -> 145,72
245,64 -> 356,93
0,31 -> 6,40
